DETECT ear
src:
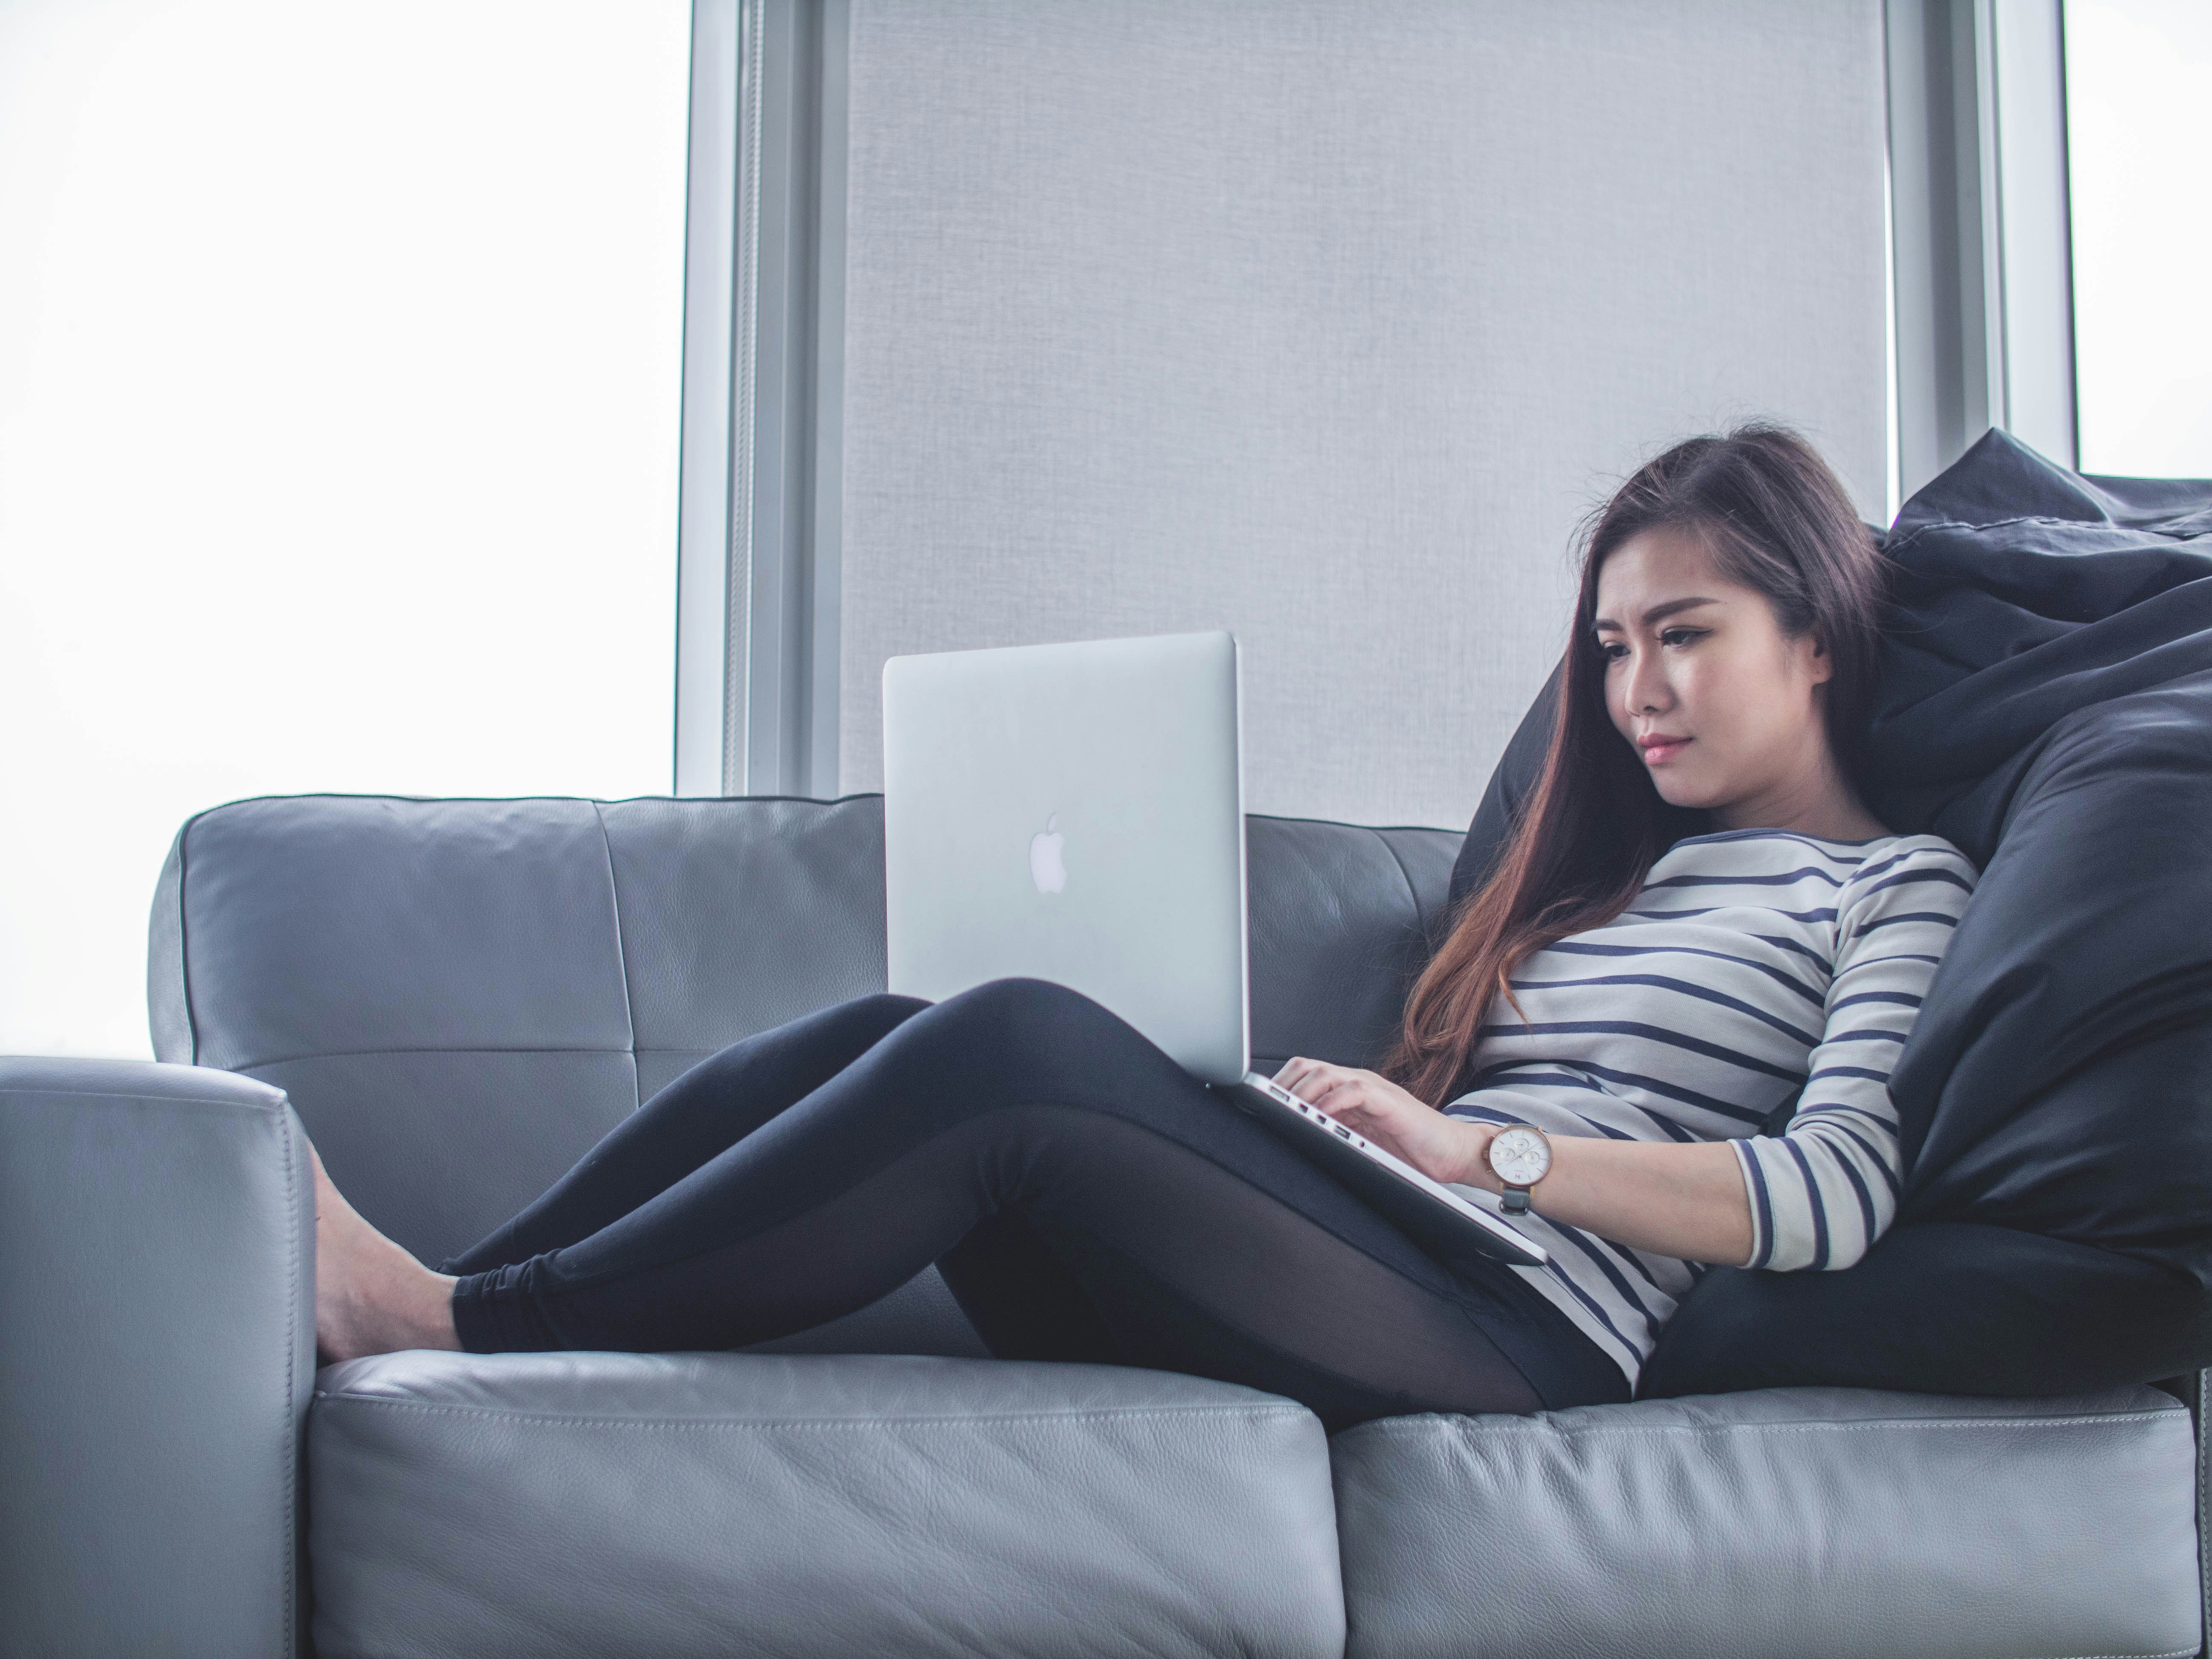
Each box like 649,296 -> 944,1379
1802,629 -> 1836,687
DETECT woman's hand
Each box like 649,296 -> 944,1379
1272,1057 -> 1495,1189
1275,1059 -> 1757,1266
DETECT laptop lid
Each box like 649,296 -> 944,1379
882,631 -> 1249,1084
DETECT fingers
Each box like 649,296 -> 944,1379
1298,1068 -> 1369,1117
1274,1060 -> 1408,1130
1277,1057 -> 1346,1104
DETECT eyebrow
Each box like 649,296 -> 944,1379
1591,595 -> 1722,632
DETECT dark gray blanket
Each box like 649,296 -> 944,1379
1453,430 -> 2212,1396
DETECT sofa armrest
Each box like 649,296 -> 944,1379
0,1058 -> 312,1658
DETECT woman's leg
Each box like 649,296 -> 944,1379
451,978 -> 1625,1427
315,992 -> 929,1362
442,993 -> 928,1275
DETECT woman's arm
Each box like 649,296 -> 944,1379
1272,1059 -> 1755,1266
1282,842 -> 1980,1275
1729,841 -> 1976,1271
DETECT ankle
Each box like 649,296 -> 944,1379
416,1272 -> 462,1351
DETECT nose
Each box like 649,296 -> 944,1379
1623,643 -> 1673,716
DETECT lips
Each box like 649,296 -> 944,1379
1638,735 -> 1691,765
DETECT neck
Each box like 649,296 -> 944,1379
1714,750 -> 1889,842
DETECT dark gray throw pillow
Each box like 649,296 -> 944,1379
1450,429 -> 2212,1397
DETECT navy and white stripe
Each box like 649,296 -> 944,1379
1442,828 -> 1977,1386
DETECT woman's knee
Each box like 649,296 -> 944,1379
933,978 -> 1115,1046
897,978 -> 1157,1090
847,990 -> 931,1025
805,990 -> 929,1041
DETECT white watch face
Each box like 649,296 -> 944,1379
1488,1126 -> 1551,1187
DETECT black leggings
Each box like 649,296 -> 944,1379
443,978 -> 1626,1429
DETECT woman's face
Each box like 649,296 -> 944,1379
1592,525 -> 1835,829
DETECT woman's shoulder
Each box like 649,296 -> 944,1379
1832,831 -> 1980,928
1837,831 -> 1979,887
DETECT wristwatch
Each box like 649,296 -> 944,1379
1486,1124 -> 1553,1215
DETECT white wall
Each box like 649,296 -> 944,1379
834,0 -> 1891,829
0,0 -> 690,1058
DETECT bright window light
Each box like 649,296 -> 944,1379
2066,0 -> 2212,477
0,0 -> 692,1058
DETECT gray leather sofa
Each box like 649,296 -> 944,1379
3,792 -> 2204,1659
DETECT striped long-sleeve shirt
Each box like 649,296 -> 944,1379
1442,827 -> 1977,1387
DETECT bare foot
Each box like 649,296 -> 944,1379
310,1142 -> 462,1363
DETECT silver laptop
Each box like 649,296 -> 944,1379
882,630 -> 1546,1270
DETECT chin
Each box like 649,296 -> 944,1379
1648,771 -> 1725,813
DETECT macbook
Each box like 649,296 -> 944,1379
881,630 -> 1545,1270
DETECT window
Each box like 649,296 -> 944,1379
0,0 -> 692,1057
2066,0 -> 2212,476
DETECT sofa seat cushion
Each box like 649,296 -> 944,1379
1330,1383 -> 2201,1659
309,1350 -> 1344,1659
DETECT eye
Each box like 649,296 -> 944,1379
1595,640 -> 1628,664
1659,626 -> 1707,649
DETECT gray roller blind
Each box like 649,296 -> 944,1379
836,0 -> 1888,827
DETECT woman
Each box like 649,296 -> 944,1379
314,422 -> 1976,1427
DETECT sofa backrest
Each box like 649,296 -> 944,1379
149,794 -> 1460,1266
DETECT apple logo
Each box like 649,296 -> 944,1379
1028,813 -> 1068,895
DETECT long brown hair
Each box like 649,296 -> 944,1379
1386,422 -> 1887,1105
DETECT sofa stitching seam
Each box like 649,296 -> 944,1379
591,801 -> 642,1112
0,1087 -> 286,1112
1351,1411 -> 2181,1441
279,1106 -> 297,1655
2197,1370 -> 2209,1657
1371,830 -> 1427,941
311,1397 -> 1315,1432
178,810 -> 203,1065
230,1044 -> 643,1070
